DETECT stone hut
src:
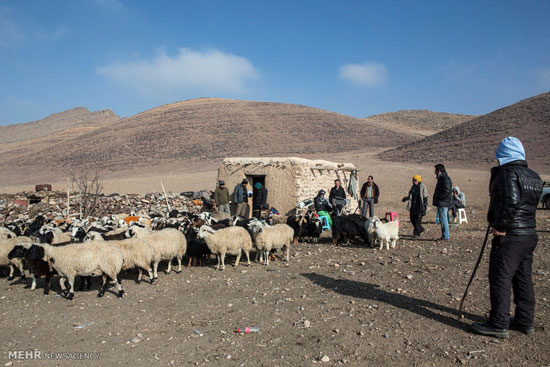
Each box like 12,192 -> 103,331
217,157 -> 359,215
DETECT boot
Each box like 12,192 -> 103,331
472,321 -> 509,338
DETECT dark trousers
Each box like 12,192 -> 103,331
410,211 -> 424,236
450,202 -> 465,218
489,234 -> 538,329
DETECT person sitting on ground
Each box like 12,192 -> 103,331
402,175 -> 429,237
262,203 -> 280,224
314,189 -> 332,226
329,179 -> 346,216
213,180 -> 230,214
449,186 -> 466,220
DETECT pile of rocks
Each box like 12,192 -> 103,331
0,190 -> 213,223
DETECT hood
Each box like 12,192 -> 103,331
496,136 -> 526,166
453,186 -> 461,194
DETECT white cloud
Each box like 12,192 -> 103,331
339,62 -> 388,87
98,48 -> 259,95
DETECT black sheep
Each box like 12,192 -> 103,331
331,215 -> 370,246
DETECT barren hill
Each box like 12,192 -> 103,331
0,98 -> 414,184
380,92 -> 550,170
0,107 -> 119,144
363,110 -> 477,137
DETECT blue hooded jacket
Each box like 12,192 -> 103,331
496,136 -> 526,166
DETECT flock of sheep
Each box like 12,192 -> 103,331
0,208 -> 399,301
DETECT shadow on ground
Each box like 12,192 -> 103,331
301,272 -> 483,332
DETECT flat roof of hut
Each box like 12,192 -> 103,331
217,157 -> 359,215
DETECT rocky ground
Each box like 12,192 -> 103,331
1,206 -> 549,366
1,156 -> 549,366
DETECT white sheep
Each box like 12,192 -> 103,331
26,242 -> 124,300
254,224 -> 293,266
364,216 -> 379,247
128,226 -> 187,280
0,236 -> 33,279
373,218 -> 399,250
39,225 -> 72,245
85,234 -> 155,284
0,227 -> 17,240
197,225 -> 252,270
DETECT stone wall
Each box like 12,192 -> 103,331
295,166 -> 359,213
217,157 -> 358,215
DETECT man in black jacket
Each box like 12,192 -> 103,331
473,137 -> 543,338
433,163 -> 453,240
252,182 -> 268,219
329,179 -> 346,216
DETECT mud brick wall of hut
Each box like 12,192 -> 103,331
295,166 -> 359,212
218,159 -> 359,215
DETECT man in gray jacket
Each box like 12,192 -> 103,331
233,179 -> 249,218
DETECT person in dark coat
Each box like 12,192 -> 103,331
402,175 -> 429,237
329,179 -> 346,216
314,190 -> 332,225
252,182 -> 268,218
433,163 -> 453,240
360,175 -> 380,218
473,137 -> 543,339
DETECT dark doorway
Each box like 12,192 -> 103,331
247,175 -> 266,218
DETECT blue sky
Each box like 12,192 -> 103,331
1,0 -> 549,125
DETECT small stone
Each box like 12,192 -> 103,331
226,355 -> 232,359
320,355 -> 330,362
304,320 -> 311,328
383,333 -> 389,338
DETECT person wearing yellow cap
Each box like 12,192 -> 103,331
402,175 -> 429,237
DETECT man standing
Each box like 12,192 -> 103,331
473,137 -> 543,338
433,163 -> 453,240
233,179 -> 250,218
213,180 -> 230,214
360,175 -> 380,218
252,182 -> 268,219
329,179 -> 346,216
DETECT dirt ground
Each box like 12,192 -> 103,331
1,157 -> 549,366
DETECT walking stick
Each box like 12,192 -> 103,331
457,224 -> 491,320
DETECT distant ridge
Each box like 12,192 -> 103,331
0,98 -> 414,174
0,107 -> 119,144
363,110 -> 477,136
379,92 -> 550,169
